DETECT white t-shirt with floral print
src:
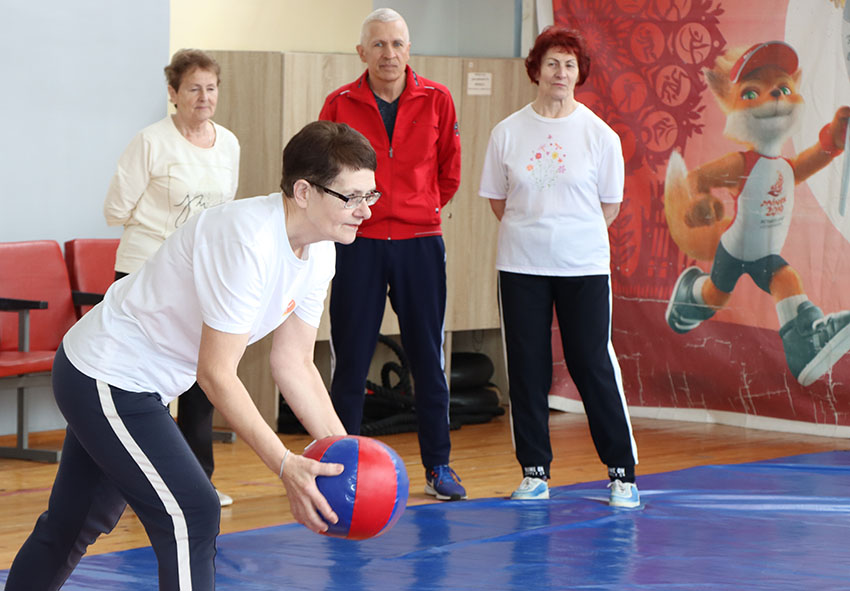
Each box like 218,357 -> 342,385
479,103 -> 624,276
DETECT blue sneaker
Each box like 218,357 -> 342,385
608,479 -> 640,508
425,465 -> 467,501
510,477 -> 549,500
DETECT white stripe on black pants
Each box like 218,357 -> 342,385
498,271 -> 638,479
6,344 -> 220,591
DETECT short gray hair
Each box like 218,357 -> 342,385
359,7 -> 409,45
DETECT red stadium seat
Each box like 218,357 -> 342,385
0,240 -> 90,462
64,238 -> 119,318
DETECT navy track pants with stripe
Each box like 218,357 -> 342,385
6,345 -> 219,591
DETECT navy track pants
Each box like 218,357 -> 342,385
329,236 -> 451,468
6,345 -> 220,590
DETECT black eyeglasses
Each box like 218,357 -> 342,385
310,182 -> 381,209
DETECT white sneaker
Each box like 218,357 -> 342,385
608,480 -> 640,508
216,489 -> 233,507
510,477 -> 549,500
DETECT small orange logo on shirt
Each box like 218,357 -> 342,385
283,299 -> 296,318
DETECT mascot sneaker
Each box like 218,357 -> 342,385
665,267 -> 716,334
780,301 -> 850,386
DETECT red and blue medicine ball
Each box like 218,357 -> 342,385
303,435 -> 409,540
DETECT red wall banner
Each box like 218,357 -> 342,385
549,0 -> 850,434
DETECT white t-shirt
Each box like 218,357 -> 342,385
103,116 -> 241,274
65,194 -> 335,404
719,153 -> 794,261
479,103 -> 624,276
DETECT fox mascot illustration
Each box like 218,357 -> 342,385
664,41 -> 850,386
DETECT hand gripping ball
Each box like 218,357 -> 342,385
303,435 -> 409,540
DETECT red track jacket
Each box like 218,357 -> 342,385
319,67 -> 461,240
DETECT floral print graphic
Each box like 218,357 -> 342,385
526,135 -> 567,190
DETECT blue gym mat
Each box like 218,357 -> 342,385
3,451 -> 849,590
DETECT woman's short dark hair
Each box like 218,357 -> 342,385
164,49 -> 221,91
280,121 -> 377,197
525,26 -> 590,87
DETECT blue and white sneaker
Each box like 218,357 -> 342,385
608,479 -> 640,508
425,465 -> 467,501
510,477 -> 549,500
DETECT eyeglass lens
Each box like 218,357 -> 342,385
344,193 -> 379,208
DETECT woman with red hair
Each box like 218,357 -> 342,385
479,27 -> 639,507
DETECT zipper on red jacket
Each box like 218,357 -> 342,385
387,143 -> 394,238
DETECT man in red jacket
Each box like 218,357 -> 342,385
319,7 -> 465,500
